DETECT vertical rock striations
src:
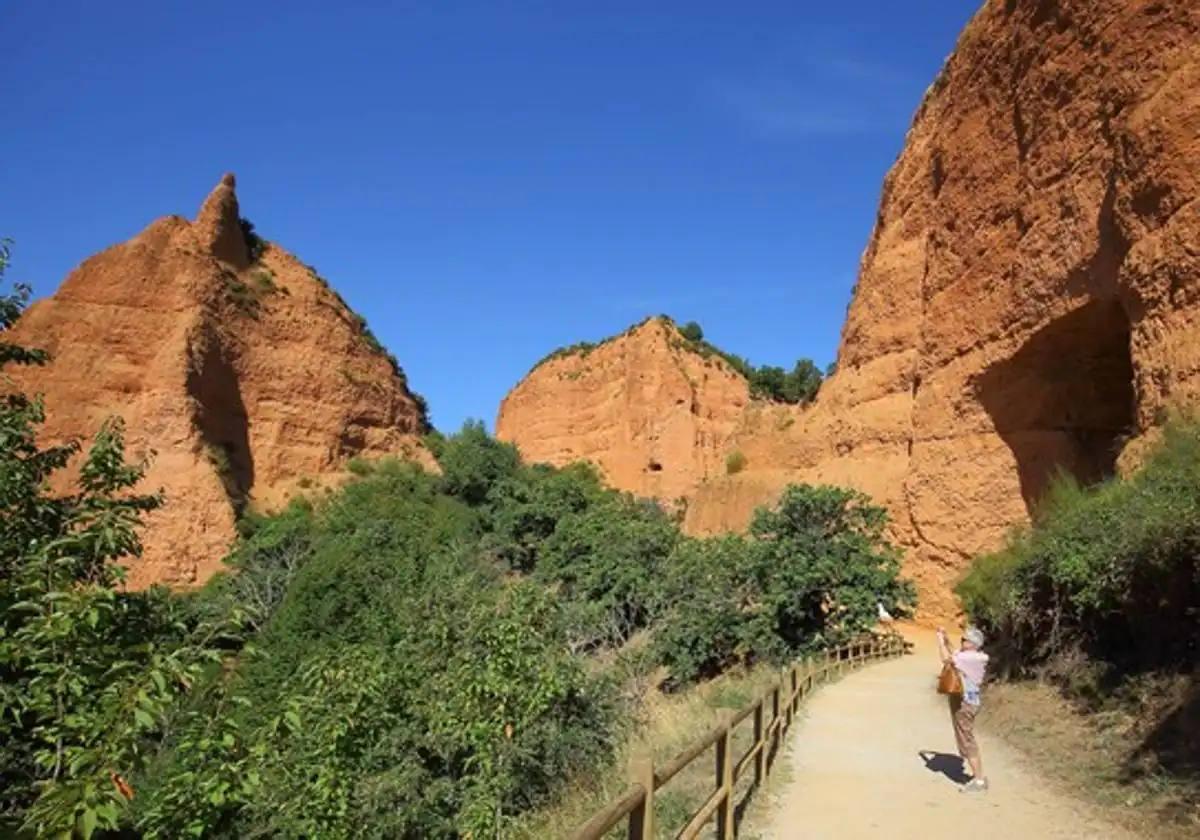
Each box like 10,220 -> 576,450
7,176 -> 432,586
500,0 -> 1200,618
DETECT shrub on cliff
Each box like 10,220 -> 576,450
726,450 -> 747,474
670,320 -> 823,404
238,216 -> 266,262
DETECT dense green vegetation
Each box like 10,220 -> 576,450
237,217 -> 267,262
1,243 -> 911,837
1,242 -> 234,837
958,420 -> 1200,677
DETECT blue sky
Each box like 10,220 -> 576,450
2,1 -> 979,432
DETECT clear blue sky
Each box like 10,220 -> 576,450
2,1 -> 978,432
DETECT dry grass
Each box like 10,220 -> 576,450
510,663 -> 790,839
982,679 -> 1200,839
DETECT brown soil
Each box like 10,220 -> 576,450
983,679 -> 1200,838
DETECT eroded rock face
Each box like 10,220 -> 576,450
8,176 -> 432,587
502,0 -> 1200,619
497,319 -> 750,505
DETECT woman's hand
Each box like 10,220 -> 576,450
935,627 -> 952,662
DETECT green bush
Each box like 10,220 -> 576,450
250,268 -> 278,294
654,536 -> 760,681
726,450 -> 747,474
537,495 -> 678,650
136,460 -> 618,839
485,461 -> 606,572
1,248 -> 229,837
958,420 -> 1200,674
239,217 -> 267,262
655,486 -> 915,683
670,320 -> 823,405
435,419 -> 522,506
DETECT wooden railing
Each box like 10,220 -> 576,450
571,634 -> 909,840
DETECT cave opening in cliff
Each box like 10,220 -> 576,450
976,300 -> 1135,514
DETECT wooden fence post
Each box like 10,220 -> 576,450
789,665 -> 798,722
627,758 -> 654,840
753,698 -> 765,787
716,724 -> 734,840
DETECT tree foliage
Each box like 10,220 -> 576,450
1,245 -> 229,838
136,460 -> 617,839
672,320 -> 824,404
958,419 -> 1200,678
655,486 -> 915,682
1,259 -> 913,837
436,419 -> 522,506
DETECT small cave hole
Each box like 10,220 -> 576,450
647,460 -> 664,473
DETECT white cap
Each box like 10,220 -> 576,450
964,627 -> 985,648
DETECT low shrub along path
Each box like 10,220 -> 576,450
753,629 -> 1138,839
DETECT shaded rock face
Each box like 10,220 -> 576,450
8,176 -> 432,587
502,0 -> 1200,619
496,319 -> 750,505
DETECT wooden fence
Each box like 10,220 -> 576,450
571,634 -> 909,840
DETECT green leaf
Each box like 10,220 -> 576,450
79,808 -> 98,839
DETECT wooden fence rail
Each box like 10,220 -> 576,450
571,634 -> 909,840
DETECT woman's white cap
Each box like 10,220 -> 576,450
964,627 -> 985,647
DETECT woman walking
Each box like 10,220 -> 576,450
937,626 -> 989,792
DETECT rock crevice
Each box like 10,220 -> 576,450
8,176 -> 433,586
499,0 -> 1200,619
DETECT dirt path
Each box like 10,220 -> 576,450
753,632 -> 1139,839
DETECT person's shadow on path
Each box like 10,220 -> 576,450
918,750 -> 971,784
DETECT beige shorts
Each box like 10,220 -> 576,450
950,696 -> 980,758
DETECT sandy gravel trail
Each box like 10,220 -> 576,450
754,634 -> 1138,839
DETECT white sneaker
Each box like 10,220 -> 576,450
959,778 -> 989,794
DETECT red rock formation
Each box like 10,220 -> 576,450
8,175 -> 431,587
497,318 -> 750,505
501,0 -> 1200,619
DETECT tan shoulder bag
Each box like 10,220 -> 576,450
937,661 -> 963,696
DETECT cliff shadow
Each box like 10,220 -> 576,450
1131,675 -> 1200,788
975,299 -> 1135,514
188,336 -> 255,514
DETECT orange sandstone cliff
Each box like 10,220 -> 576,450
497,318 -> 750,505
7,175 -> 432,587
499,0 -> 1200,618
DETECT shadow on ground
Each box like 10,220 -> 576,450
919,750 -> 970,784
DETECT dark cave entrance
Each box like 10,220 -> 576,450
975,300 -> 1135,515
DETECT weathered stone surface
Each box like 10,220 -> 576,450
500,0 -> 1200,620
497,319 -> 750,506
8,177 -> 432,587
